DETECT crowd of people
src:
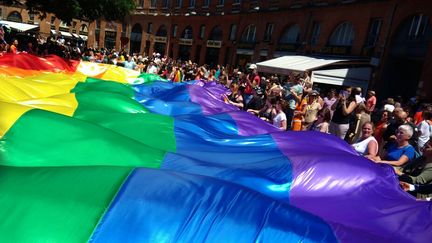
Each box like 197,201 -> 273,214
80,50 -> 432,200
3,33 -> 432,200
126,53 -> 432,200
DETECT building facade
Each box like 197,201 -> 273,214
0,2 -> 127,50
129,0 -> 432,99
1,1 -> 431,99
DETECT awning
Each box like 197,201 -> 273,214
256,55 -> 371,88
257,55 -> 350,74
71,33 -> 80,39
59,31 -> 73,38
312,67 -> 372,90
50,29 -> 60,35
79,35 -> 88,41
0,20 -> 38,32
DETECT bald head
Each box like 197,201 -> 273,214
395,109 -> 407,121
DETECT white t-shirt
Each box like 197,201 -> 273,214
417,120 -> 432,148
352,136 -> 377,155
147,65 -> 158,74
273,112 -> 287,130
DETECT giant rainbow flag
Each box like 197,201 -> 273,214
0,54 -> 431,242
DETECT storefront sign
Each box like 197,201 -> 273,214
207,40 -> 222,48
155,36 -> 167,43
179,38 -> 193,45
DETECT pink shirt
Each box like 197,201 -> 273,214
366,96 -> 376,112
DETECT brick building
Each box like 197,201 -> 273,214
0,2 -> 126,50
1,1 -> 431,99
129,0 -> 432,100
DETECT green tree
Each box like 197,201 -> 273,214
4,0 -> 136,22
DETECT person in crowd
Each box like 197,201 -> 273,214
365,90 -> 377,114
352,122 -> 378,158
124,55 -> 137,70
354,87 -> 365,104
259,76 -> 268,92
224,82 -> 244,109
147,61 -> 159,74
207,69 -> 217,82
374,110 -> 391,155
412,102 -> 429,125
26,42 -> 35,55
299,90 -> 322,131
323,89 -> 337,118
267,77 -> 283,97
245,85 -> 265,111
272,99 -> 287,131
116,53 -> 125,67
417,107 -> 432,153
314,108 -> 331,134
373,124 -> 417,167
283,75 -> 303,130
303,79 -> 313,95
399,181 -> 432,200
302,71 -> 313,94
397,140 -> 432,199
383,108 -> 419,151
383,98 -> 395,114
242,64 -> 260,107
347,103 -> 371,144
394,95 -> 403,109
248,97 -> 276,122
330,87 -> 359,139
9,39 -> 18,54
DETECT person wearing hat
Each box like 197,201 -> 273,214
298,90 -> 322,131
383,98 -> 395,113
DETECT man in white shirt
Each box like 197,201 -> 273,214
418,109 -> 432,151
147,62 -> 158,74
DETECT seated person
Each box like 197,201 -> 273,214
352,122 -> 378,159
248,97 -> 277,122
397,140 -> 432,199
373,125 -> 416,167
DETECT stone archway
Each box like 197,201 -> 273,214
205,26 -> 223,67
130,23 -> 143,54
179,26 -> 193,61
154,25 -> 168,56
7,11 -> 22,22
381,14 -> 432,99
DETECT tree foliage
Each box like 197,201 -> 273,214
12,0 -> 136,22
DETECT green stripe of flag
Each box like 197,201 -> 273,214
0,109 -> 166,167
0,166 -> 132,242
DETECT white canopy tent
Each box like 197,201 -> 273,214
0,20 -> 38,32
59,31 -> 73,38
312,68 -> 372,92
79,35 -> 88,41
256,55 -> 372,91
256,55 -> 350,74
